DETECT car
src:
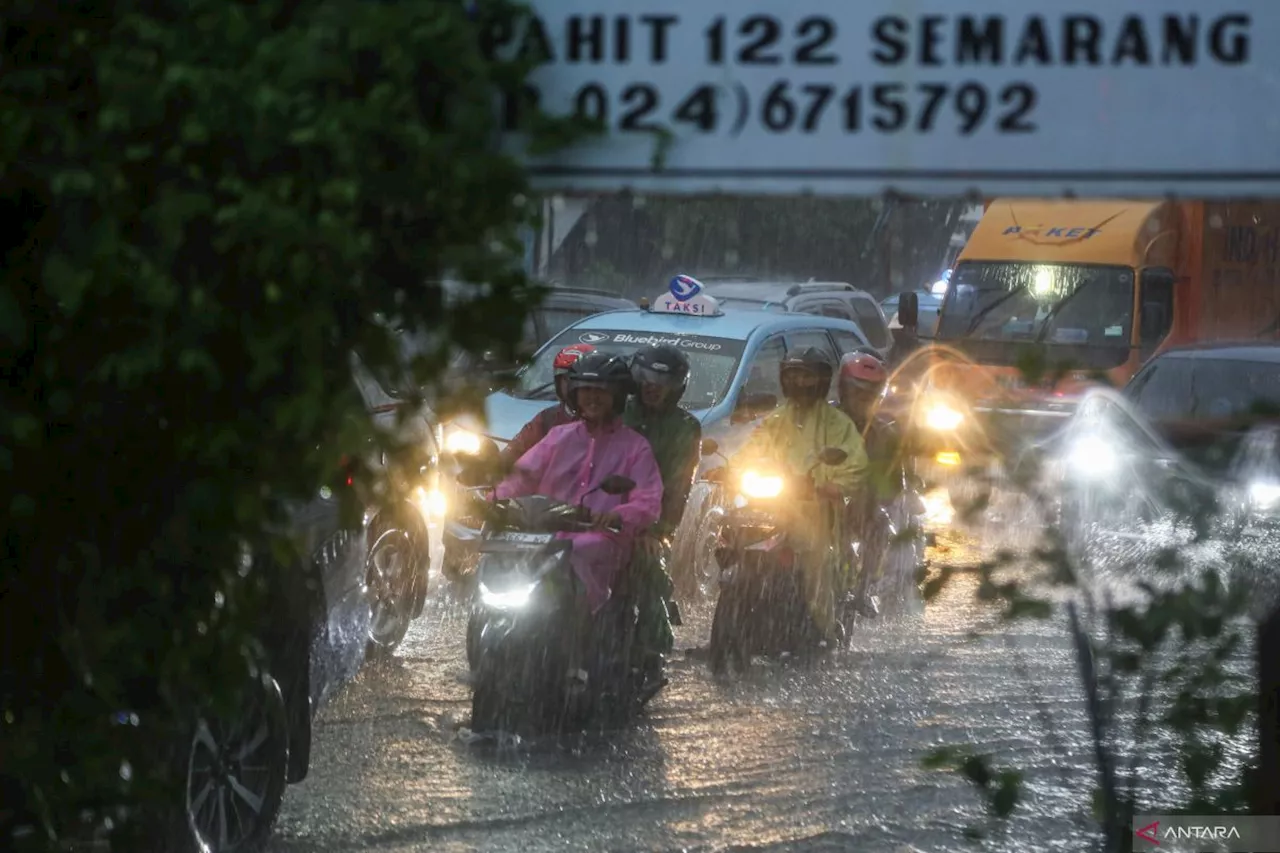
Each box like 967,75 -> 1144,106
453,285 -> 639,377
692,279 -> 894,364
436,280 -> 876,591
881,289 -> 942,337
1055,342 -> 1280,542
2,482 -> 385,853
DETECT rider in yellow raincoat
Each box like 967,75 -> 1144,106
729,346 -> 868,639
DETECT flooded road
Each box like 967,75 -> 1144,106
270,506 -> 1116,853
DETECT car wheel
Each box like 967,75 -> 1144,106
180,673 -> 289,853
366,528 -> 417,658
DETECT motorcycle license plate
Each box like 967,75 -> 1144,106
489,531 -> 554,545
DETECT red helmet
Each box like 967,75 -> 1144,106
553,344 -> 595,376
838,351 -> 888,392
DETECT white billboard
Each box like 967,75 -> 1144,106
492,1 -> 1280,196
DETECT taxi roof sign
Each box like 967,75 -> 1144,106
649,275 -> 723,316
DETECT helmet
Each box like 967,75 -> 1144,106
630,344 -> 690,407
779,346 -> 834,403
565,351 -> 633,416
553,343 -> 595,377
838,351 -> 888,392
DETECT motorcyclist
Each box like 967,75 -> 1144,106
499,343 -> 594,467
493,352 -> 664,671
836,350 -> 913,613
727,347 -> 868,640
623,344 -> 701,665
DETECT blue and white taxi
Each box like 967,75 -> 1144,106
436,277 -> 875,584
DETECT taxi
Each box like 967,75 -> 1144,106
434,277 -> 876,585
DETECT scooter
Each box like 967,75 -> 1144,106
701,439 -> 851,675
846,439 -> 929,621
460,460 -> 667,735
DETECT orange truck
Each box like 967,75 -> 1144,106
903,198 -> 1280,479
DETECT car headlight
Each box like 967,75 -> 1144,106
741,469 -> 784,499
479,581 -> 535,610
1248,480 -> 1280,509
924,402 -> 964,431
1065,433 -> 1119,481
444,427 -> 483,455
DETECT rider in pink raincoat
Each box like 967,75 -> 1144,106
495,352 -> 663,612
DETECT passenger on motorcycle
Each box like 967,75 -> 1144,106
623,344 -> 701,661
836,350 -> 910,610
499,344 -> 594,467
727,346 -> 868,639
494,352 -> 664,615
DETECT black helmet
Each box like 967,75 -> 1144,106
565,351 -> 633,416
779,346 -> 834,403
631,344 -> 690,407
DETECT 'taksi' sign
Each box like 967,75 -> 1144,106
490,1 -> 1279,197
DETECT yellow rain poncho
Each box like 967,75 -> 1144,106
730,400 -> 868,637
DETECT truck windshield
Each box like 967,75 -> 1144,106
935,262 -> 1135,368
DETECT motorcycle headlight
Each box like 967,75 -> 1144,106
413,485 -> 447,519
741,469 -> 784,499
924,402 -> 964,431
444,427 -> 483,455
479,581 -> 536,610
1248,480 -> 1280,509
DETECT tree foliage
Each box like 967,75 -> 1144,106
0,0 -> 563,846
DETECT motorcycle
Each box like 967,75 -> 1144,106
846,426 -> 929,621
459,458 -> 667,735
701,438 -> 851,675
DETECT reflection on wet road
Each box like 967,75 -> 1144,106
271,514 -> 1104,852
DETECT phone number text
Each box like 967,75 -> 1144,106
508,80 -> 1039,137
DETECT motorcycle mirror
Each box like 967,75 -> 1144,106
700,438 -> 720,456
599,474 -> 636,495
818,446 -> 848,466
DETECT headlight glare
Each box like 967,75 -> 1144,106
444,428 -> 483,455
741,470 -> 785,499
924,402 -> 964,431
479,581 -> 535,610
1248,480 -> 1280,509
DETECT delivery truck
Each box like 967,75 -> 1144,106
899,198 -> 1280,478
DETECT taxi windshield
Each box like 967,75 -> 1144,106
512,328 -> 748,411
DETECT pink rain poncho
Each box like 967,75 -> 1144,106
494,418 -> 663,612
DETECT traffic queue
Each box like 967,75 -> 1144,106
410,197 -> 1280,738
423,272 -> 929,735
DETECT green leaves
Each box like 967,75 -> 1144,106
2,0 -> 580,843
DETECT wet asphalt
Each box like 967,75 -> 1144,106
268,489 -> 1250,853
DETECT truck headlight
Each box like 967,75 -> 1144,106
741,470 -> 784,499
924,402 -> 964,432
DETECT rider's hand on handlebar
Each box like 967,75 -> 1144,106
591,510 -> 623,531
704,467 -> 726,484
